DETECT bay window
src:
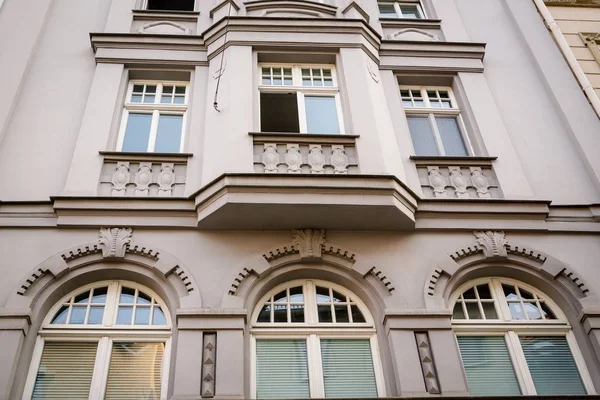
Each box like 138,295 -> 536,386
452,278 -> 596,396
259,65 -> 344,134
23,281 -> 171,400
118,81 -> 188,153
251,280 -> 385,399
402,86 -> 470,156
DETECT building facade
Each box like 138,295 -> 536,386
0,0 -> 600,399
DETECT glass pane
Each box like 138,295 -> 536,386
131,94 -> 143,103
463,287 -> 476,299
457,336 -> 521,396
153,307 -> 167,325
154,114 -> 183,153
163,85 -> 173,94
332,290 -> 345,302
320,339 -> 377,398
524,302 -> 542,320
144,95 -> 155,103
502,284 -> 518,300
175,86 -> 186,94
133,85 -> 144,93
318,305 -> 333,322
407,116 -> 439,155
540,302 -> 556,320
91,287 -> 108,303
257,304 -> 271,322
351,305 -> 366,323
138,291 -> 152,304
273,78 -> 282,85
146,85 -> 156,93
399,5 -> 420,18
482,302 -> 498,319
508,302 -> 526,320
135,307 -> 151,325
105,342 -> 164,400
120,287 -> 136,303
520,336 -> 586,395
70,306 -> 86,324
476,284 -> 493,299
256,340 -> 309,399
289,286 -> 304,302
274,290 -> 287,303
51,305 -> 69,324
74,290 -> 90,303
284,78 -> 293,85
121,114 -> 152,152
161,95 -> 173,104
452,303 -> 465,319
519,287 -> 535,300
88,306 -> 104,325
116,306 -> 133,325
262,78 -> 271,85
403,100 -> 413,107
466,302 -> 482,319
305,96 -> 340,134
335,305 -> 350,322
290,304 -> 305,323
435,116 -> 468,156
378,3 -> 397,17
316,286 -> 330,302
273,304 -> 287,323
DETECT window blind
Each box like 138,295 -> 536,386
32,341 -> 98,399
256,339 -> 310,399
520,336 -> 586,395
320,339 -> 378,398
457,336 -> 521,396
104,342 -> 164,400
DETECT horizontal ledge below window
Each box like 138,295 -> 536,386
99,151 -> 193,162
379,18 -> 442,29
250,131 -> 359,144
132,9 -> 201,20
410,155 -> 497,166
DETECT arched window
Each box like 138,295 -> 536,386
251,279 -> 386,399
23,281 -> 171,400
451,278 -> 596,396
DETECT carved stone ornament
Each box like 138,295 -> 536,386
330,145 -> 349,174
427,166 -> 447,198
449,166 -> 469,198
111,162 -> 130,196
415,332 -> 441,394
474,231 -> 508,258
470,167 -> 491,199
292,229 -> 326,259
262,143 -> 279,173
134,162 -> 153,196
308,144 -> 325,174
285,144 -> 302,173
201,333 -> 217,398
158,163 -> 175,196
98,227 -> 133,258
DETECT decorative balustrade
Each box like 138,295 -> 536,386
98,152 -> 190,197
251,133 -> 359,174
411,156 -> 502,199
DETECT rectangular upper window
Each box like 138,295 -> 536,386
146,0 -> 195,11
117,81 -> 188,153
259,64 -> 344,134
378,1 -> 424,19
401,86 -> 470,156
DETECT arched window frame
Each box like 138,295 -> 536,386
250,279 -> 387,399
22,281 -> 172,400
451,277 -> 596,395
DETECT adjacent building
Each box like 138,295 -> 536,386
0,0 -> 600,399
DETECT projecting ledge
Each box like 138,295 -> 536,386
193,174 -> 418,230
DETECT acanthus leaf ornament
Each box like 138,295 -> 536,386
98,227 -> 133,258
474,230 -> 508,258
292,229 -> 326,259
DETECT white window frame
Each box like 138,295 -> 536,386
258,64 -> 346,134
117,81 -> 189,153
451,277 -> 597,396
140,0 -> 196,11
401,85 -> 473,156
378,1 -> 425,19
250,279 -> 386,399
22,281 -> 172,400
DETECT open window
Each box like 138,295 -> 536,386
146,0 -> 195,12
259,65 -> 344,134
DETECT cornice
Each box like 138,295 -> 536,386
243,0 -> 338,16
379,18 -> 442,30
380,40 -> 486,59
544,0 -> 600,7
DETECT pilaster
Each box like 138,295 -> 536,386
0,309 -> 30,400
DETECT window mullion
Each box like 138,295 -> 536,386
104,282 -> 120,326
305,281 -> 317,324
147,110 -> 160,152
506,331 -> 536,395
308,334 -> 325,398
393,2 -> 402,17
429,113 -> 445,156
298,92 -> 308,133
492,279 -> 512,321
89,336 -> 111,400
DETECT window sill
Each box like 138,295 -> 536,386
99,151 -> 193,162
410,155 -> 497,166
250,131 -> 359,144
379,18 -> 442,29
132,9 -> 200,21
